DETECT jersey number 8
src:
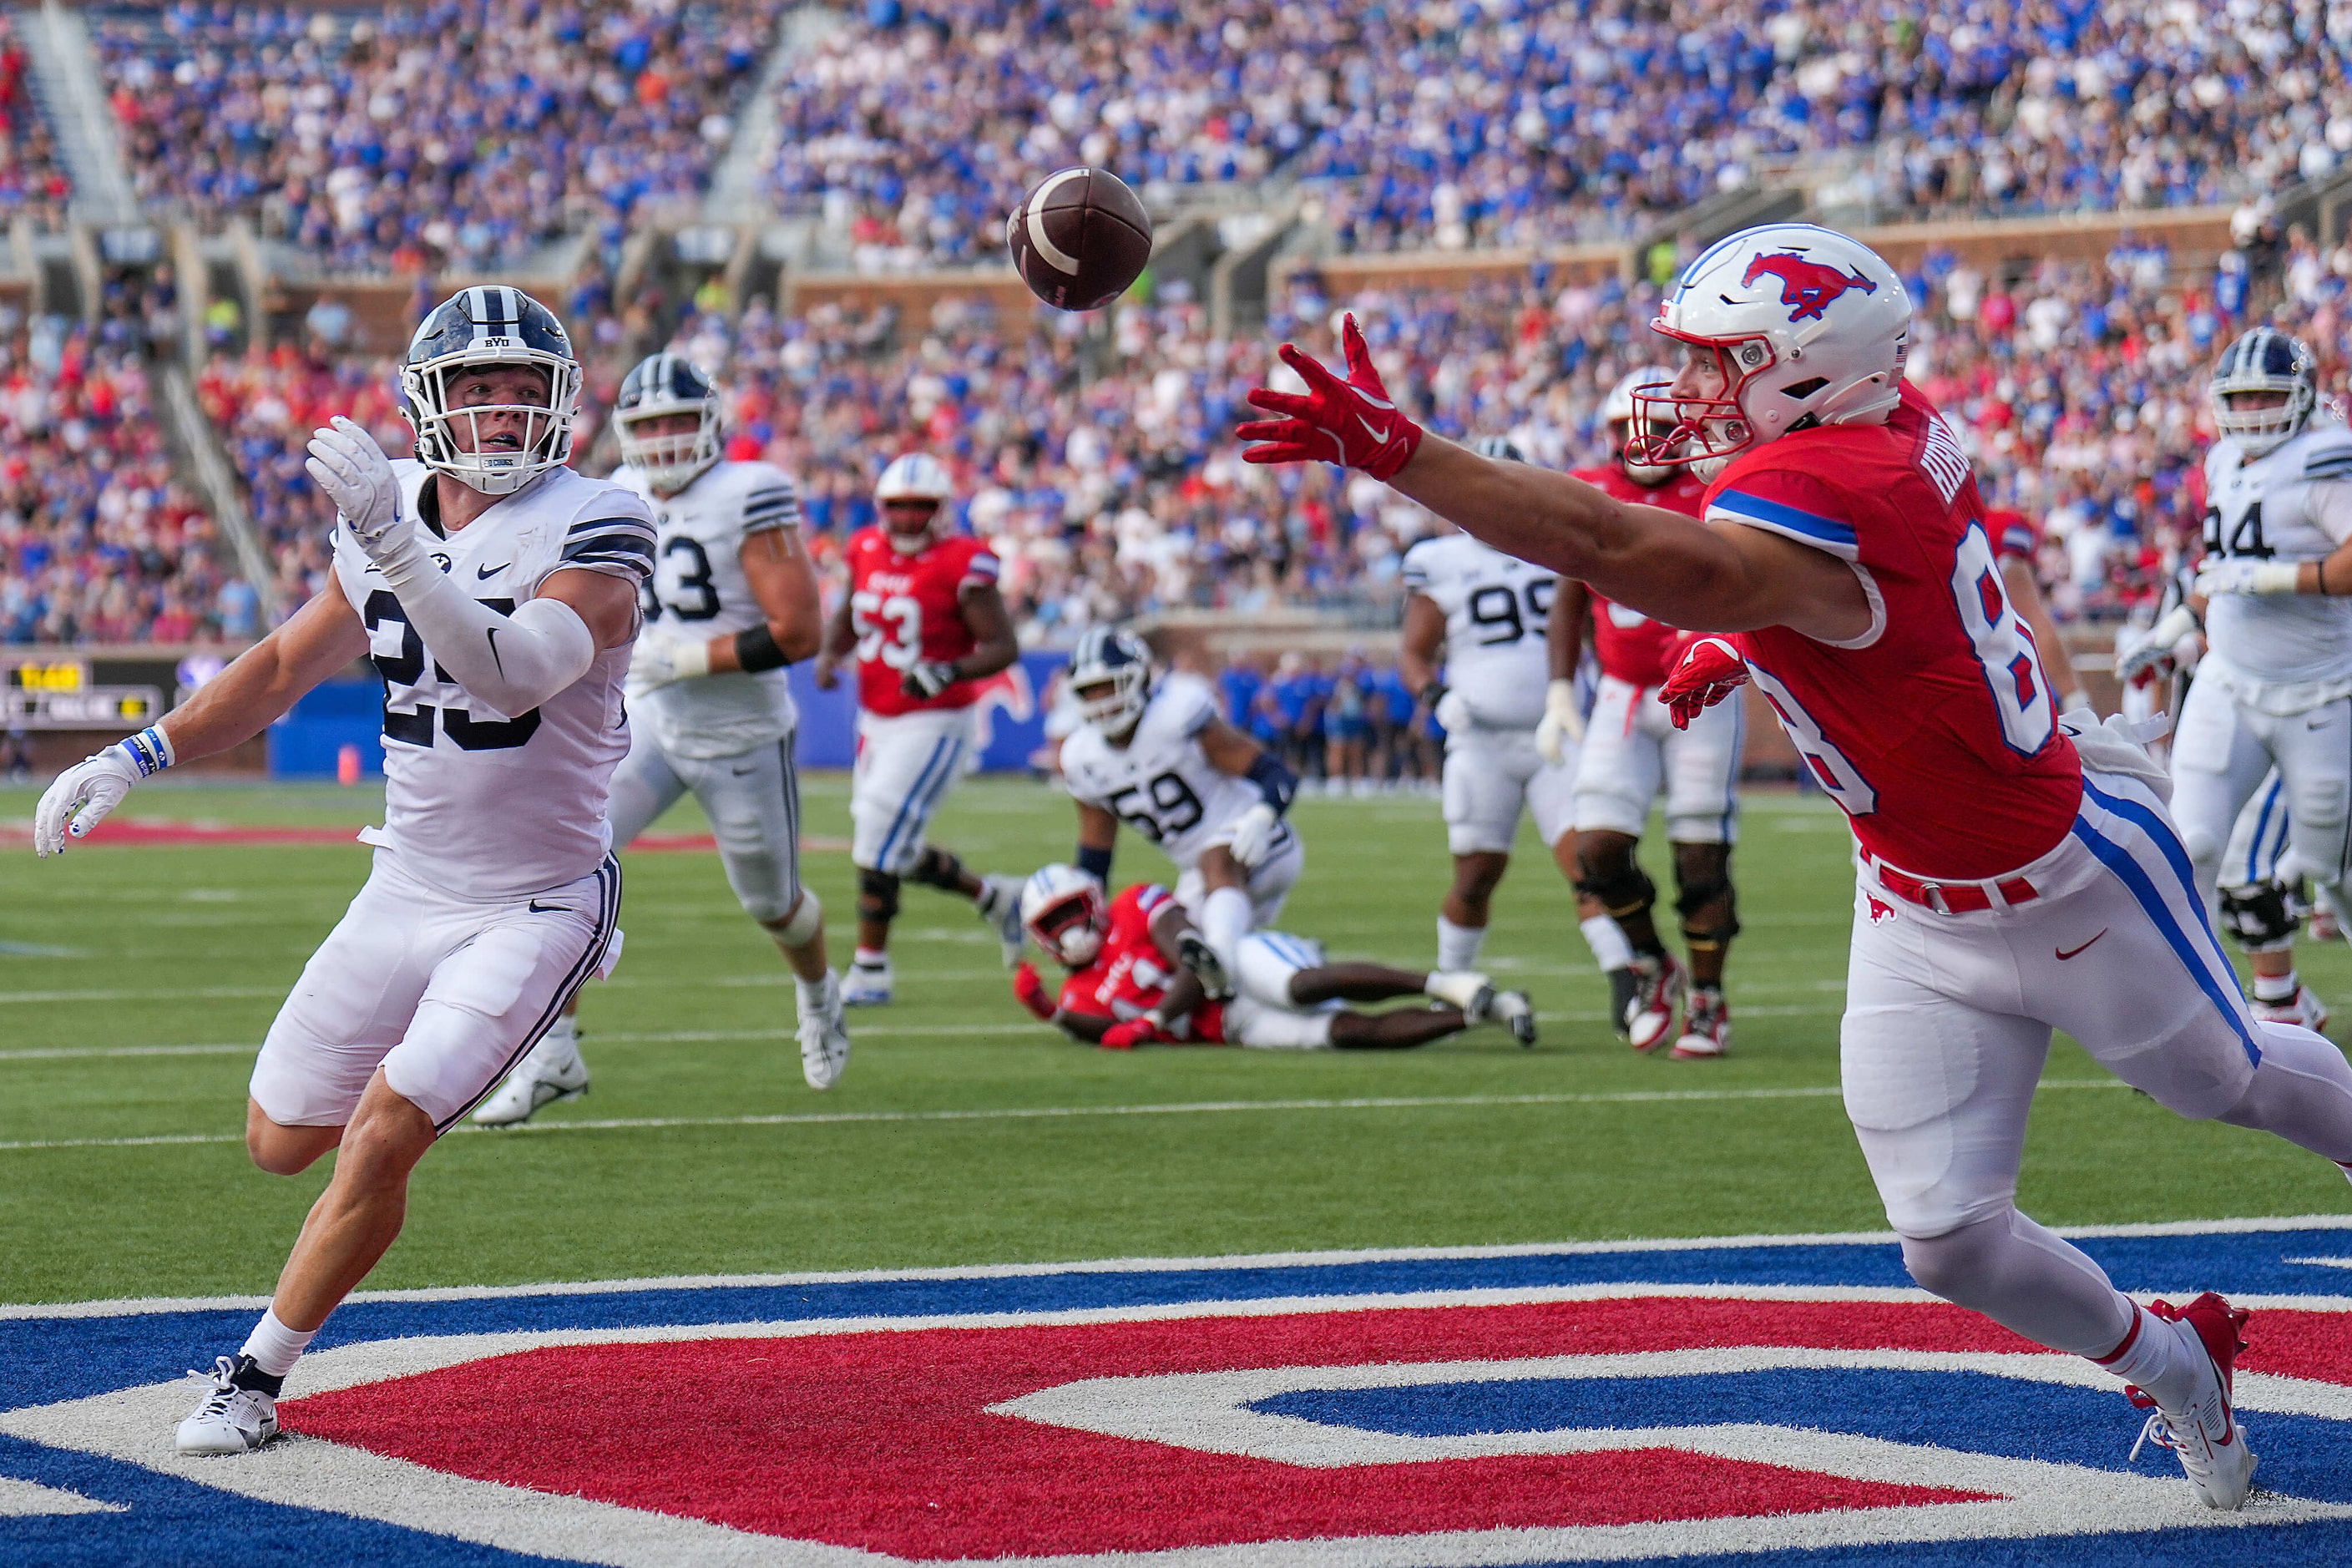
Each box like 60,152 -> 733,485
1948,524 -> 2056,756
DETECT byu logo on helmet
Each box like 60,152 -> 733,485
1740,250 -> 1882,322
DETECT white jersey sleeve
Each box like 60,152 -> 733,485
1060,674 -> 1262,872
335,464 -> 644,900
619,460 -> 805,761
1403,533 -> 1555,731
2201,422 -> 2352,700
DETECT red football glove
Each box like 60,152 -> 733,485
1658,637 -> 1749,731
1236,313 -> 1424,482
1099,1017 -> 1169,1050
1012,962 -> 1056,1021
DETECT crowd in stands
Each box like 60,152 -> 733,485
0,16 -> 70,230
761,0 -> 2352,266
94,0 -> 774,274
0,311 -> 245,645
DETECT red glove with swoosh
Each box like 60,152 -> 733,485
1012,962 -> 1056,1021
1658,637 -> 1749,731
1237,314 -> 1424,482
1099,1017 -> 1169,1050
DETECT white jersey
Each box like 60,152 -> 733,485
1060,674 -> 1270,872
2200,419 -> 2352,703
1400,531 -> 1556,730
614,459 -> 802,760
332,461 -> 655,902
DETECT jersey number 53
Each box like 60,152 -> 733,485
852,590 -> 923,670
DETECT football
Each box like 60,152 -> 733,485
1006,166 -> 1154,312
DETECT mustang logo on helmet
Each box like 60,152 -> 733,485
1740,252 -> 1879,323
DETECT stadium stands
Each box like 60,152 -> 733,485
0,14 -> 71,229
92,0 -> 775,273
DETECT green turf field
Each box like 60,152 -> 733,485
1,774 -> 2346,1308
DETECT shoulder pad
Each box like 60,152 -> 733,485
2302,427 -> 2352,480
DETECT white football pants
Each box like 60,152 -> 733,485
851,706 -> 975,874
1441,725 -> 1576,856
1571,675 -> 1743,844
2171,678 -> 2352,905
609,729 -> 803,924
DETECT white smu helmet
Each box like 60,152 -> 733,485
1065,625 -> 1153,737
1021,862 -> 1110,967
1630,224 -> 1910,475
874,452 -> 954,553
1603,365 -> 1679,485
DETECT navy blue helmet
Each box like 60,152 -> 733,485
1066,625 -> 1152,736
2210,326 -> 2317,457
615,352 -> 723,491
399,286 -> 581,495
1472,435 -> 1526,463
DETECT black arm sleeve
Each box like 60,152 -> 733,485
733,622 -> 792,673
1077,842 -> 1115,883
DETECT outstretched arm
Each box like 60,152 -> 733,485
1239,316 -> 1871,643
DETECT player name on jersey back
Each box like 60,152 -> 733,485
2201,421 -> 2352,696
844,529 -> 999,716
618,458 -> 802,760
333,463 -> 655,900
1709,383 -> 2081,880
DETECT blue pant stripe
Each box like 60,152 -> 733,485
875,737 -> 953,871
2078,776 -> 2237,959
2069,814 -> 2261,1067
2247,776 -> 2284,883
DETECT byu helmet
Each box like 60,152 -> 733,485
399,286 -> 582,495
1021,863 -> 1110,968
874,452 -> 954,553
615,352 -> 723,492
2210,327 -> 2319,458
1065,625 -> 1152,736
1631,224 -> 1909,476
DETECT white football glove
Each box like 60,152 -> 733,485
2117,603 -> 2203,685
33,726 -> 173,856
305,416 -> 403,551
903,660 -> 960,699
1226,802 -> 1281,868
1535,677 -> 1584,766
2193,557 -> 2299,597
628,635 -> 711,693
1432,689 -> 1470,736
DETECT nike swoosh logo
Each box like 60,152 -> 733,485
528,900 -> 568,913
477,562 -> 510,579
485,626 -> 504,676
2056,930 -> 2109,961
1353,410 -> 1393,444
731,764 -> 756,776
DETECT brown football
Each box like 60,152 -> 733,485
1006,167 -> 1153,312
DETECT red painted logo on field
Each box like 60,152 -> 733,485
1743,251 -> 1879,322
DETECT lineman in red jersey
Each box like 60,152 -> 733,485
1237,222 -> 2352,1514
1551,367 -> 1739,1057
1008,867 -> 1526,1050
1985,504 -> 2091,716
814,453 -> 1024,1005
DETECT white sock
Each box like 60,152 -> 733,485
796,972 -> 830,1010
240,1307 -> 321,1378
1201,886 -> 1252,971
1437,916 -> 1485,972
852,947 -> 888,969
2252,969 -> 2299,1004
1581,914 -> 1634,974
2096,1303 -> 2204,1410
524,1025 -> 580,1071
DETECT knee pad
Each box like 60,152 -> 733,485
907,846 -> 966,892
1674,861 -> 1740,952
856,867 -> 901,923
2218,878 -> 2305,953
1573,862 -> 1656,921
763,889 -> 823,948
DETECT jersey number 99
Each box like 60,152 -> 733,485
1467,579 -> 1555,646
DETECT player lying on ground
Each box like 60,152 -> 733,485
1399,435 -> 1634,1039
33,288 -> 655,1455
1237,222 -> 2352,1512
814,452 -> 1026,1004
1009,866 -> 1534,1050
476,352 -> 849,1125
2124,326 -> 2352,1034
1057,626 -> 1303,1001
1552,372 -> 1741,1056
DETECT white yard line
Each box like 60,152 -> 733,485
0,1080 -> 2135,1155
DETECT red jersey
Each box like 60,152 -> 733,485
1572,463 -> 1710,686
1985,508 -> 2040,564
1057,884 -> 1226,1042
842,528 -> 1001,716
1708,383 -> 2081,879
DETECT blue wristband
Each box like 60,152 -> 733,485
117,726 -> 174,777
1245,751 -> 1297,814
1076,842 -> 1115,884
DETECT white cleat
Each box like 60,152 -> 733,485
977,874 -> 1028,967
1672,985 -> 1731,1060
1424,969 -> 1494,1015
2127,1293 -> 2257,1510
176,1356 -> 280,1455
798,970 -> 852,1090
1176,932 -> 1235,1000
2250,984 -> 2329,1034
842,956 -> 893,1007
473,1025 -> 589,1126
